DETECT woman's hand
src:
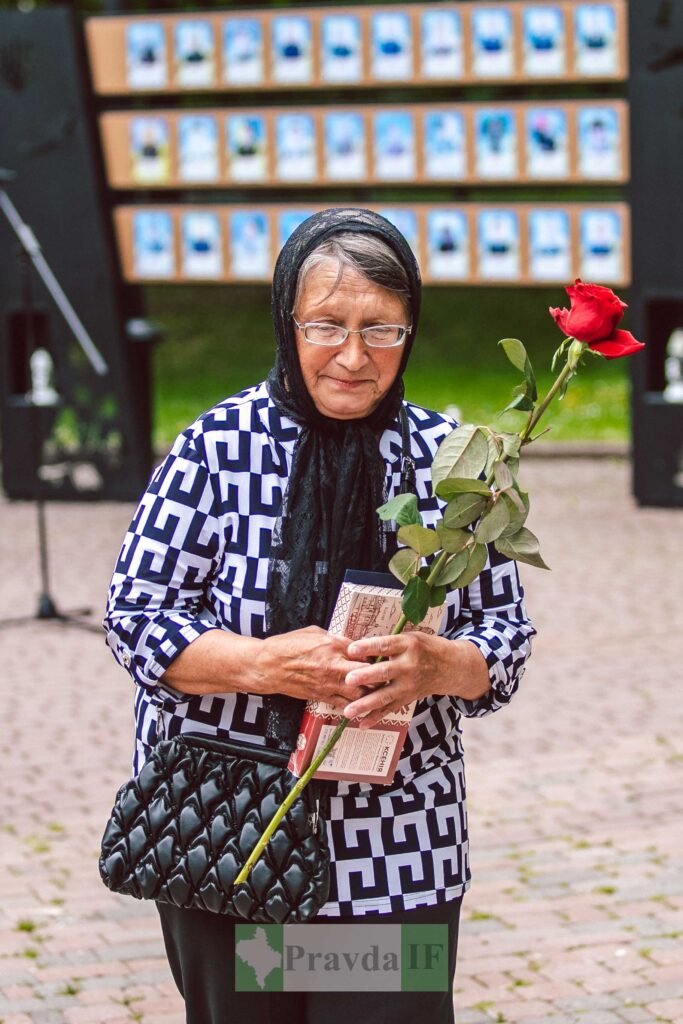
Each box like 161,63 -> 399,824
341,632 -> 492,729
256,626 -> 373,707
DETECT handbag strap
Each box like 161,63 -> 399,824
399,403 -> 416,495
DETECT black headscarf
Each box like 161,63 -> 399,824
264,208 -> 421,748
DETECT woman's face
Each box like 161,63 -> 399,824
293,260 -> 409,420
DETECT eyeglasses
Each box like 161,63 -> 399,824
292,318 -> 410,348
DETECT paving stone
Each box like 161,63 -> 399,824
2,459 -> 682,1024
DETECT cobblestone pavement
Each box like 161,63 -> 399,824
1,458 -> 682,1024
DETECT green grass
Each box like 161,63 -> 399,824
146,284 -> 632,450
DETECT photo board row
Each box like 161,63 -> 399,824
115,203 -> 630,287
101,100 -> 628,190
86,1 -> 627,95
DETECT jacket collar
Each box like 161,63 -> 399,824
255,380 -> 404,465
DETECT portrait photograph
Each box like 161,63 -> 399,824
181,212 -> 223,279
177,115 -> 219,182
174,20 -> 215,88
129,116 -> 171,184
579,208 -> 623,281
373,111 -> 416,181
426,210 -> 469,280
132,211 -> 174,278
278,210 -> 316,250
423,111 -> 466,181
370,11 -> 413,81
474,109 -> 518,179
577,106 -> 621,179
274,114 -> 316,181
323,112 -> 366,181
126,22 -> 167,90
377,208 -> 419,256
522,6 -> 566,77
471,8 -> 515,78
222,18 -> 264,85
272,15 -> 313,84
226,114 -> 267,183
229,211 -> 271,279
321,14 -> 362,83
525,107 -> 569,179
420,10 -> 463,80
574,4 -> 619,77
477,209 -> 521,280
528,209 -> 572,280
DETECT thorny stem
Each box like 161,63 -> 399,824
519,358 -> 577,446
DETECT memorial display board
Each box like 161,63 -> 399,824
85,1 -> 627,95
100,100 -> 629,190
113,202 -> 631,287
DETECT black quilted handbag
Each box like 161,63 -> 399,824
99,731 -> 330,923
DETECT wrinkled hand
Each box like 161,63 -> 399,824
259,626 -> 371,707
342,632 -> 490,729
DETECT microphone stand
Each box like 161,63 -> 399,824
0,168 -> 109,634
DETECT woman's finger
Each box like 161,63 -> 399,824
347,635 -> 407,660
343,682 -> 407,722
351,700 -> 406,731
345,657 -> 403,689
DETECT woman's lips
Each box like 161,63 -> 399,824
324,377 -> 372,389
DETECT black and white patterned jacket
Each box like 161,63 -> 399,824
103,380 -> 535,917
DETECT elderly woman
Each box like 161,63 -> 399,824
104,208 -> 534,1024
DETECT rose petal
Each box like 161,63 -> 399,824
549,306 -> 570,334
589,329 -> 646,359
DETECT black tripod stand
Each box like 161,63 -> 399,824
0,168 -> 108,634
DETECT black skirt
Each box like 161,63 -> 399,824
158,896 -> 463,1024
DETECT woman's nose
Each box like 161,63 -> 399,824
335,333 -> 370,371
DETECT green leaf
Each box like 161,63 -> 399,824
402,576 -> 431,625
448,543 -> 489,590
499,338 -> 528,373
567,338 -> 587,372
474,499 -> 511,544
499,339 -> 537,402
435,477 -> 492,499
493,460 -> 513,491
551,336 -> 572,374
433,549 -> 469,586
483,429 -> 502,476
502,388 -> 535,414
558,371 -> 575,401
429,585 -> 447,608
443,493 -> 488,529
499,433 -> 522,460
502,485 -> 526,515
377,493 -> 422,526
389,548 -> 420,584
500,490 -> 530,538
431,425 -> 489,489
494,526 -> 550,569
436,521 -> 471,553
397,524 -> 440,557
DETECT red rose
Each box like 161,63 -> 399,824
549,279 -> 645,359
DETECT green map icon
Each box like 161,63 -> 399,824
235,925 -> 284,991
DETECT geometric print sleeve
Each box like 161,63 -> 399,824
102,426 -> 223,700
441,542 -> 536,718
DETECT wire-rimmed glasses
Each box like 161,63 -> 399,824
292,318 -> 410,348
